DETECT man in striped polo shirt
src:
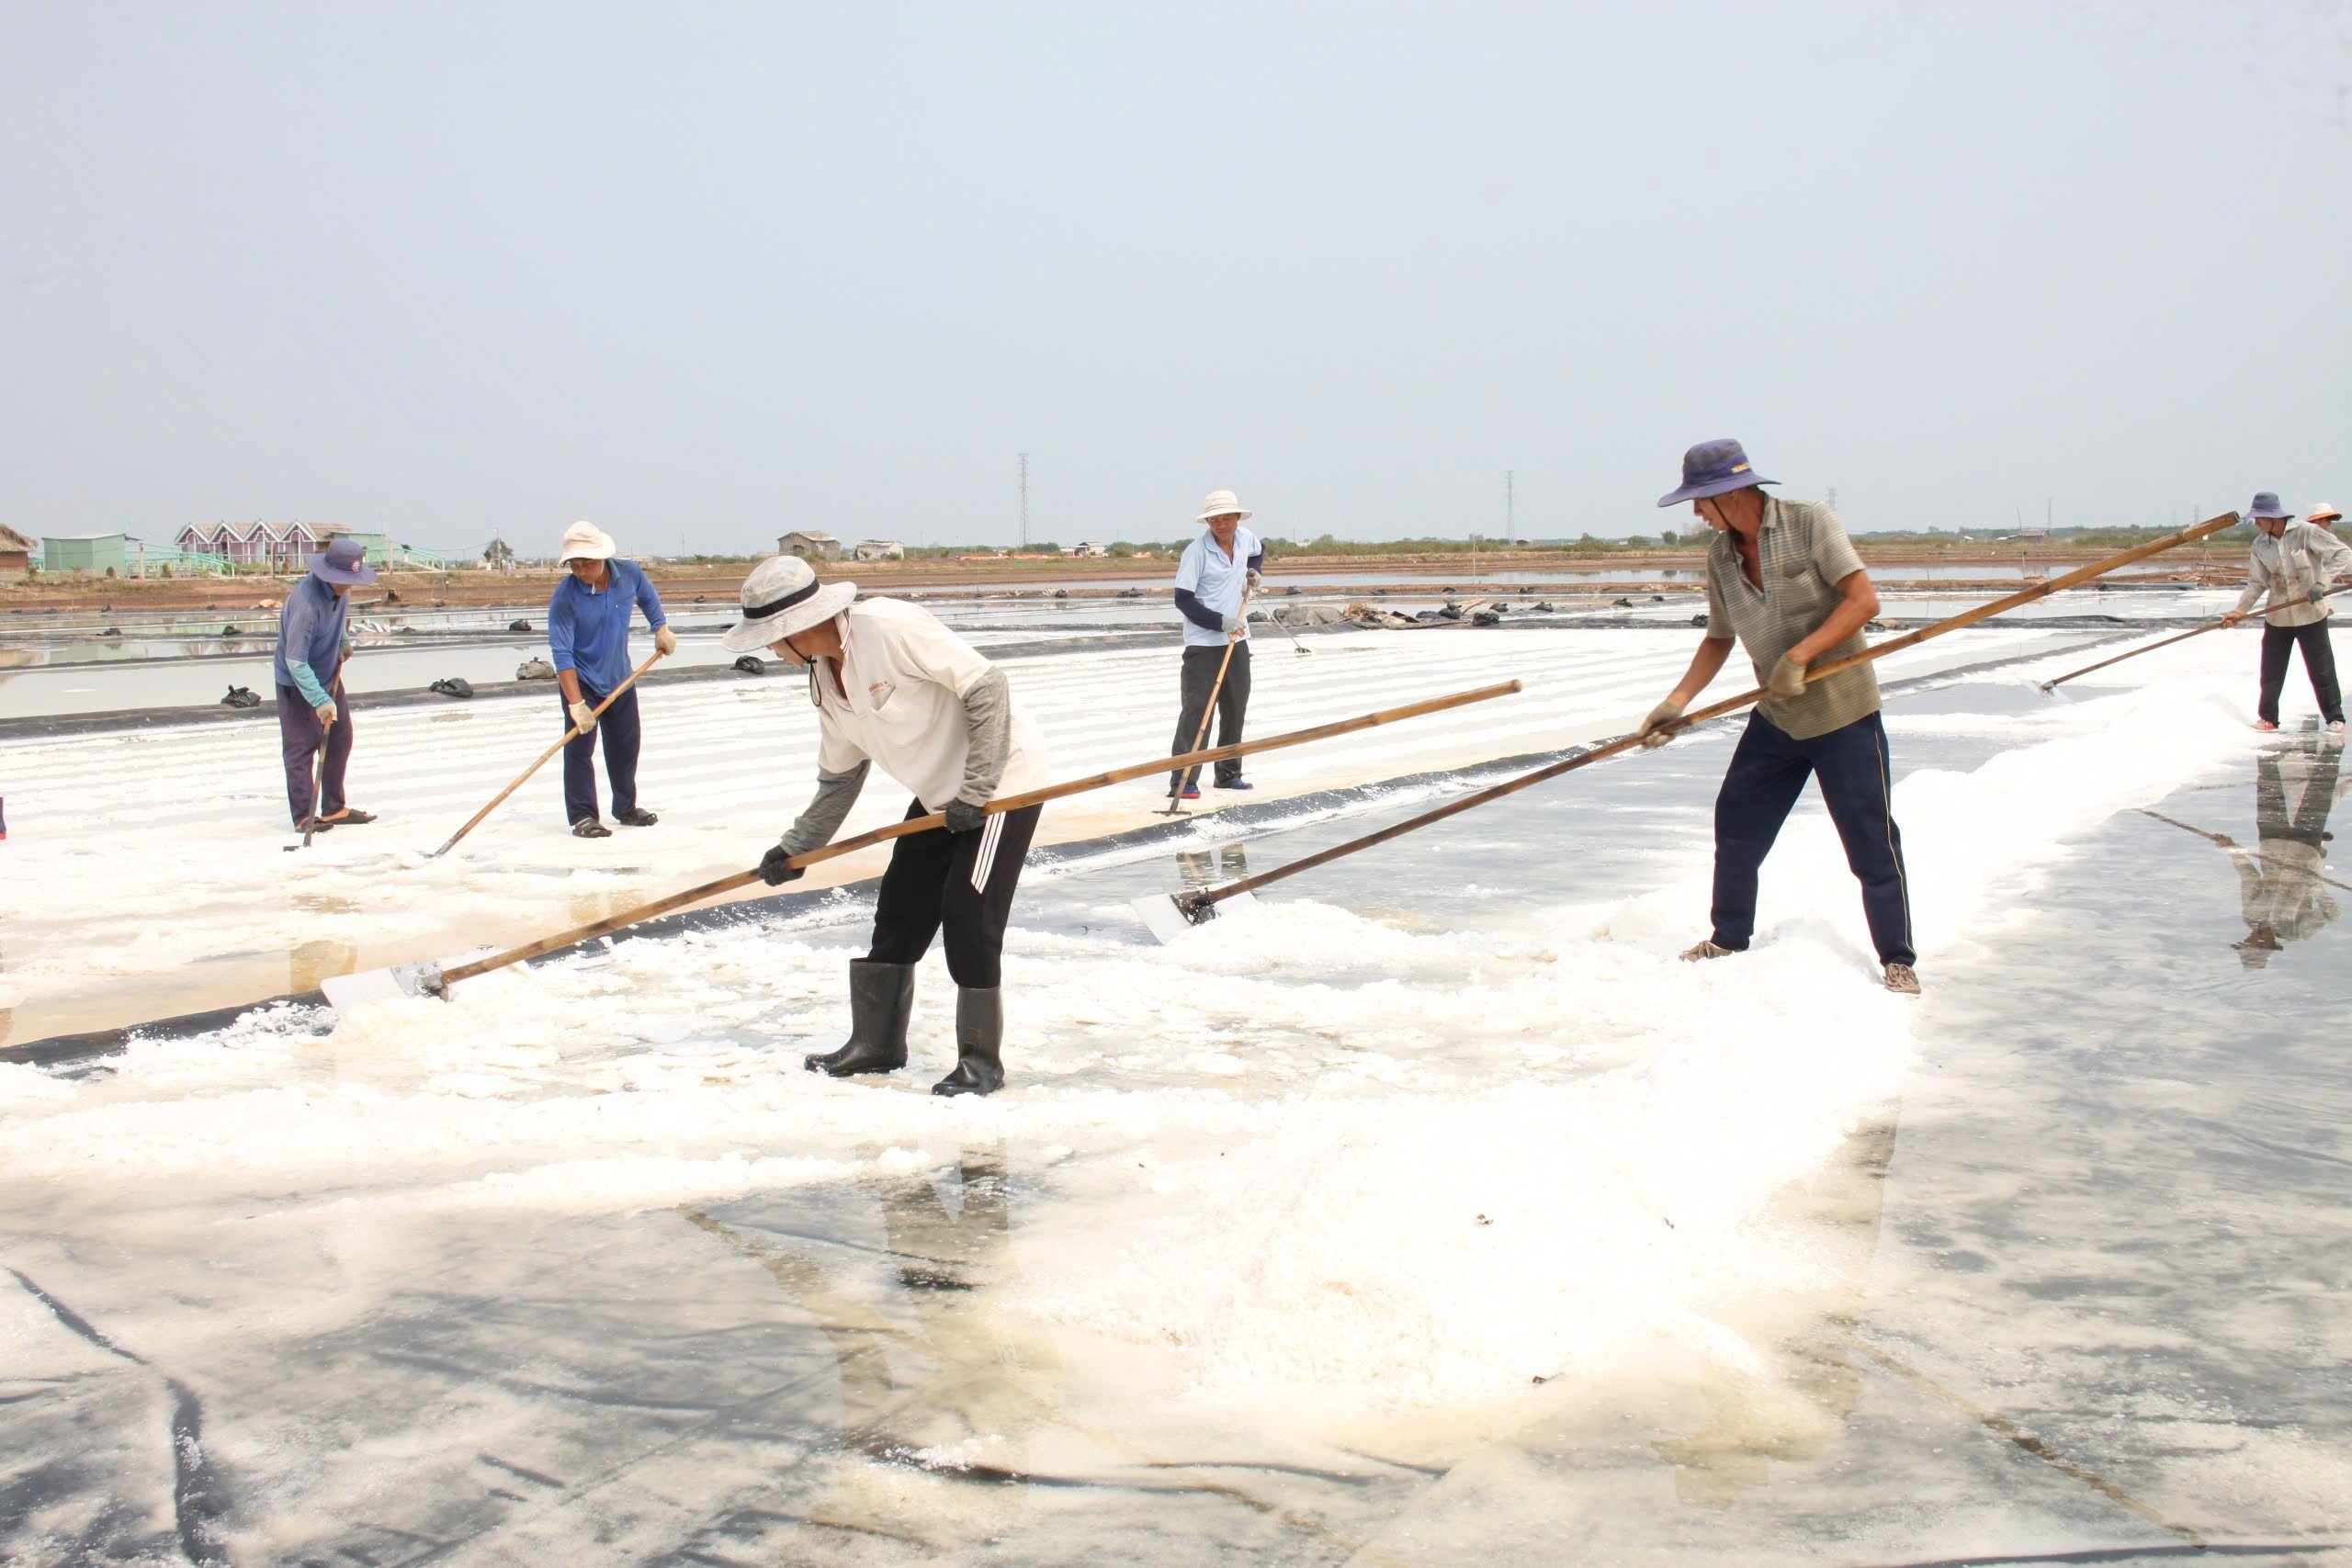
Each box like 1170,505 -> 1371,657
1635,439 -> 1919,996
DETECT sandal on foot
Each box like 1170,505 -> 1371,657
571,818 -> 612,839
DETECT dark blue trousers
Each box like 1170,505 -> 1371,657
561,682 -> 640,826
1712,709 -> 1915,966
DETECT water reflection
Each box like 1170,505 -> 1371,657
2227,736 -> 2342,967
1177,843 -> 1250,891
676,1145 -> 1044,1556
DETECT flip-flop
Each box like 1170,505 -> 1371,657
325,808 -> 377,825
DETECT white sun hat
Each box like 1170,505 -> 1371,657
721,554 -> 859,655
558,521 -> 617,563
1194,489 -> 1254,523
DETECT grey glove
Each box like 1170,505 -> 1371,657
758,842 -> 804,886
1637,698 -> 1684,749
1222,609 -> 1245,634
569,698 -> 596,735
944,799 -> 987,834
1768,655 -> 1808,699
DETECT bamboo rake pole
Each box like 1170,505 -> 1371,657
2039,620 -> 2240,692
1183,512 -> 2245,915
431,678 -> 1521,991
429,649 -> 667,857
1164,577 -> 1256,812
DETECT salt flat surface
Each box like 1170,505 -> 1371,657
0,621 -> 2082,1044
3,620 -> 2346,1564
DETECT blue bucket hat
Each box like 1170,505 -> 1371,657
1658,438 -> 1778,508
2246,491 -> 2291,522
308,536 -> 378,585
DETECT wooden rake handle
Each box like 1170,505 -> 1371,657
436,678 -> 1522,989
429,649 -> 667,857
2041,619 -> 2233,691
1196,512 -> 2246,911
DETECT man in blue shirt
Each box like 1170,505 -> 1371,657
548,521 -> 677,837
271,536 -> 377,830
1168,490 -> 1265,798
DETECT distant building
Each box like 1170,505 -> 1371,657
1071,540 -> 1105,558
852,539 -> 905,561
779,530 -> 842,560
42,533 -> 133,576
0,523 -> 32,572
176,521 -> 332,570
322,527 -> 390,566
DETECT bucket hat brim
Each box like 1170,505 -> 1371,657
1197,506 -> 1254,523
1657,471 -> 1778,508
308,551 -> 378,586
720,581 -> 858,655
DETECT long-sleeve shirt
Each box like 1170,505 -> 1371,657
548,558 -> 667,693
271,573 -> 349,707
2235,522 -> 2352,627
1173,526 -> 1265,646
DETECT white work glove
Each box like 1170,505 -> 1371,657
1222,609 -> 1245,634
314,700 -> 337,726
1768,654 -> 1808,699
569,699 -> 596,735
1636,698 -> 1683,749
653,625 -> 678,656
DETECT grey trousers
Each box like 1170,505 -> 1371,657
1170,640 -> 1251,791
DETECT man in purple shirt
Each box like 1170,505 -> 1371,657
548,521 -> 676,838
271,536 -> 377,831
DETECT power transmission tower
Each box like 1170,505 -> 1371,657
1018,453 -> 1029,548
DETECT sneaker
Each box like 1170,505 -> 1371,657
2254,719 -> 2278,731
1679,939 -> 1736,962
1180,786 -> 1201,801
571,818 -> 612,839
1883,962 -> 1922,996
1213,779 -> 1255,791
615,807 -> 659,827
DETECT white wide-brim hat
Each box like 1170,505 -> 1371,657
721,554 -> 858,655
559,521 -> 617,563
1195,489 -> 1254,523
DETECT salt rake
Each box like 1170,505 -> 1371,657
427,648 -> 667,856
2038,589 -> 2334,695
1160,579 -> 1258,816
1140,511 -> 2245,938
317,679 -> 1521,1010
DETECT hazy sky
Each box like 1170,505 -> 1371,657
4,2 -> 2349,554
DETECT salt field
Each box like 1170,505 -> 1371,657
3,606 -> 2346,1565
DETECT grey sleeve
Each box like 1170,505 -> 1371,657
955,666 -> 1013,806
2234,549 -> 2271,615
780,760 -> 869,856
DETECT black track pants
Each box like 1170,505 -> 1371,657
866,799 -> 1043,988
2257,621 -> 2344,725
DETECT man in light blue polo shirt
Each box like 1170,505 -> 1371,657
1169,490 -> 1266,798
548,520 -> 677,838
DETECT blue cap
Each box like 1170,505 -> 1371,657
308,536 -> 378,585
2246,491 -> 2291,521
1658,438 -> 1778,508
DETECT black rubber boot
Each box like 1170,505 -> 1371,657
932,987 -> 1005,1098
804,960 -> 915,1077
